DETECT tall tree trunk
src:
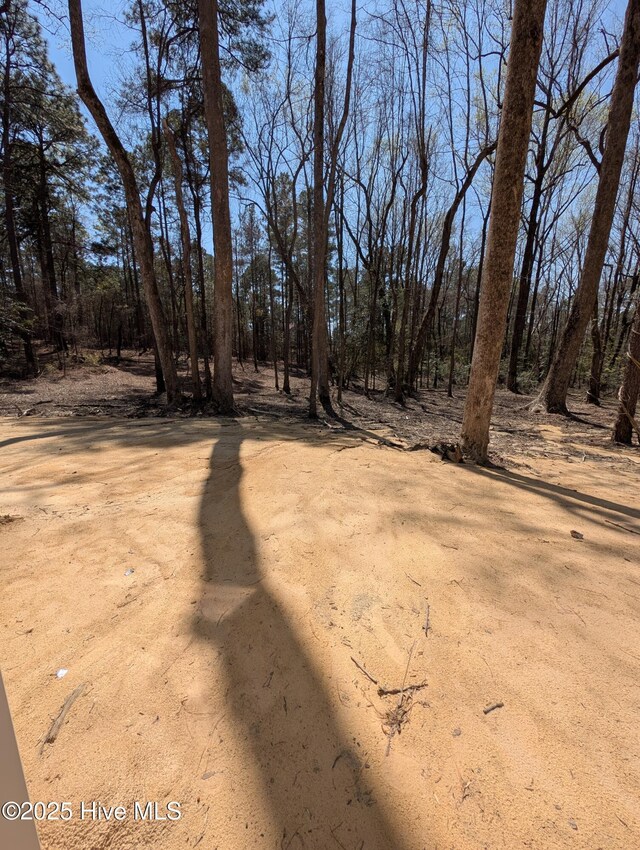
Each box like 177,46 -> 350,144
162,118 -> 202,400
506,99 -> 551,392
395,182 -> 427,403
448,209 -> 466,398
68,0 -> 178,402
283,266 -> 293,394
267,243 -> 279,390
407,141 -> 496,389
192,191 -> 214,398
469,199 -> 491,364
158,179 -> 180,360
1,14 -> 37,375
612,297 -> 640,444
181,124 -> 213,398
197,0 -> 235,413
309,0 -> 328,417
37,137 -> 67,352
461,0 -> 547,462
586,303 -> 603,404
335,180 -> 345,404
533,0 -> 640,413
308,0 -> 355,414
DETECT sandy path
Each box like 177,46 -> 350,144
1,417 -> 639,850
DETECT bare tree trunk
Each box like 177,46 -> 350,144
461,0 -> 547,462
506,98 -> 550,392
157,179 -> 180,359
309,0 -> 356,415
163,119 -> 202,400
309,0 -> 328,417
182,127 -> 213,399
1,8 -> 37,375
612,298 -> 640,444
37,137 -> 67,352
283,265 -> 293,394
587,298 -> 605,405
469,199 -> 491,365
533,0 -> 640,414
407,141 -> 496,389
447,208 -> 466,398
67,0 -> 178,402
335,179 -> 346,404
197,0 -> 235,413
267,243 -> 279,390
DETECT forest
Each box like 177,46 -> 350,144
0,0 -> 639,460
1,2 -> 640,850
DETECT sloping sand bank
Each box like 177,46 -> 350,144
1,417 -> 639,849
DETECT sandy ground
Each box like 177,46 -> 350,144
1,410 -> 639,850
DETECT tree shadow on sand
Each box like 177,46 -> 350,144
193,426 -> 412,849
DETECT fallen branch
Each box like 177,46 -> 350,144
116,595 -> 139,609
483,702 -> 504,715
193,805 -> 210,847
40,683 -> 86,754
350,656 -> 378,685
378,681 -> 428,697
605,519 -> 640,536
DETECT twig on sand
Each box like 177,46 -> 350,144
483,702 -> 504,715
424,603 -> 431,637
329,822 -> 348,849
605,519 -> 640,536
405,573 -> 422,587
40,683 -> 86,754
351,656 -> 378,685
116,595 -> 139,609
378,681 -> 427,697
193,805 -> 209,847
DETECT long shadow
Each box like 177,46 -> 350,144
565,411 -> 609,431
319,396 -> 406,450
462,463 -> 640,521
194,427 -> 410,849
0,428 -> 81,449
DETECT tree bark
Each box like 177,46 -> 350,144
1,7 -> 37,375
407,141 -> 496,390
182,145 -> 213,399
197,0 -> 235,413
309,0 -> 328,417
67,0 -> 178,401
533,0 -> 640,414
162,118 -> 202,400
586,303 -> 603,405
267,243 -> 279,390
461,0 -> 547,462
36,137 -> 67,352
612,298 -> 640,443
506,100 -> 550,392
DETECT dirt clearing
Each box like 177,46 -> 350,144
1,414 -> 639,849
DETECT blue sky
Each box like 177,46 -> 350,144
36,0 -> 134,106
38,0 -> 628,101
33,0 -> 627,252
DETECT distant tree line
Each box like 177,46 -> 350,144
1,0 -> 639,458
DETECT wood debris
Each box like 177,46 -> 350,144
429,442 -> 464,462
40,683 -> 86,754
